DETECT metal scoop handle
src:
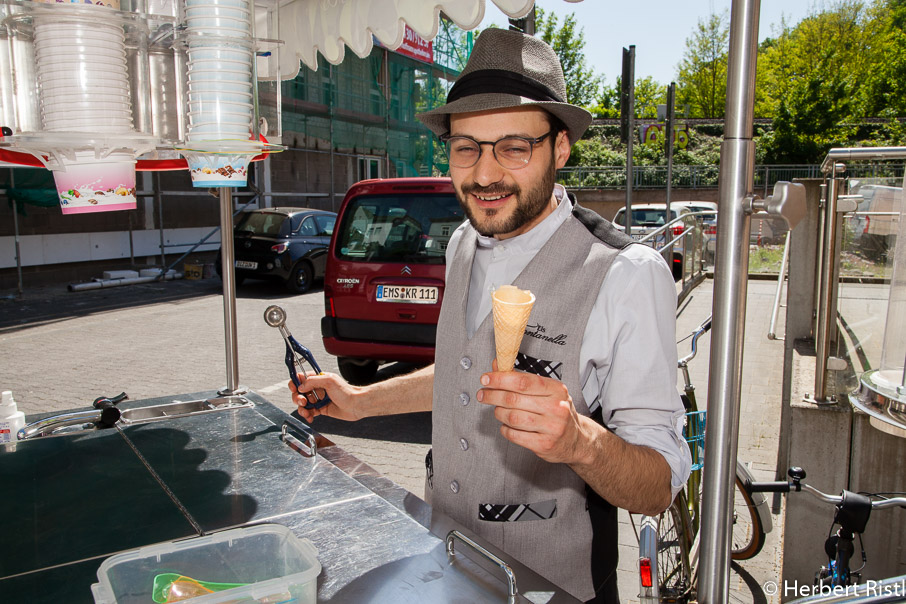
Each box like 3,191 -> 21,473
265,305 -> 330,410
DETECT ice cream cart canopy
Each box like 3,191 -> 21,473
274,0 -> 581,77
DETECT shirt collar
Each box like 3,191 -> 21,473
475,184 -> 572,251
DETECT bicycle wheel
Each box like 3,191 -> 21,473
656,491 -> 695,602
731,475 -> 767,560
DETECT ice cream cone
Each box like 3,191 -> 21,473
492,285 -> 535,372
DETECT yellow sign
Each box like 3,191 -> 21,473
639,124 -> 689,149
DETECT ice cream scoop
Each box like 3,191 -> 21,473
491,285 -> 535,371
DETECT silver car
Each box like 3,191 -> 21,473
612,203 -> 701,280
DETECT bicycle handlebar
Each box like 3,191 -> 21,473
747,477 -> 906,510
679,315 -> 713,367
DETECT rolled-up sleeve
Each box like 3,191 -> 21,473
580,244 -> 692,498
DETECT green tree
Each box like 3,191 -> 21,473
535,8 -> 603,107
633,77 -> 668,119
676,11 -> 730,118
757,1 -> 869,162
860,0 -> 906,117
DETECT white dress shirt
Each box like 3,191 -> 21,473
446,185 -> 692,495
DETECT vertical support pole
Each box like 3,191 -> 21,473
814,167 -> 844,402
155,172 -> 165,269
665,81 -> 676,270
621,46 -> 636,235
328,64 -> 336,211
10,169 -> 23,295
697,1 -> 760,602
218,186 -> 241,396
665,82 -> 675,220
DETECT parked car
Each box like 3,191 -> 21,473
612,203 -> 701,279
216,207 -> 337,294
322,177 -> 463,384
849,184 -> 900,261
670,201 -> 718,262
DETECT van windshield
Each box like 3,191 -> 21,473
336,193 -> 463,264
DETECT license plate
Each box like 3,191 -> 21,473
235,261 -> 257,270
376,285 -> 438,304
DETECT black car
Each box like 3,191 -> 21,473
217,207 -> 337,294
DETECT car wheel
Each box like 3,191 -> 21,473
287,261 -> 313,294
338,358 -> 379,385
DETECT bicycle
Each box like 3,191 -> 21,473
747,467 -> 906,593
637,316 -> 773,603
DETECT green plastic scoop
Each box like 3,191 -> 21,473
151,573 -> 248,603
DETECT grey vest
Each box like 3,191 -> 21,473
428,201 -> 633,601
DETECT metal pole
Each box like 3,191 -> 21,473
10,170 -> 23,295
697,0 -> 760,601
155,173 -> 165,269
328,64 -> 336,211
814,167 -> 844,403
665,82 -> 675,220
665,82 -> 676,270
767,231 -> 791,340
623,46 -> 636,235
217,186 -> 242,396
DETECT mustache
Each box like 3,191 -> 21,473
460,183 -> 520,197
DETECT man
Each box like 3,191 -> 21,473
291,28 -> 690,603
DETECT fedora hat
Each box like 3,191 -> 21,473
418,28 -> 592,146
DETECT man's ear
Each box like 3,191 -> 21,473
554,130 -> 571,169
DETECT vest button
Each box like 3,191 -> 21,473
459,393 -> 470,406
450,480 -> 460,494
460,357 -> 472,370
460,438 -> 469,451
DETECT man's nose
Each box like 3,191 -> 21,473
471,146 -> 505,187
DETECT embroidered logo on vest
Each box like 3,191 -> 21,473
525,323 -> 568,345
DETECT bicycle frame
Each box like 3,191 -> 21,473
638,317 -> 773,604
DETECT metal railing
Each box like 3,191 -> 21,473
631,209 -> 714,299
557,163 -> 906,190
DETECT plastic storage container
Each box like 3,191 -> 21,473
91,524 -> 320,604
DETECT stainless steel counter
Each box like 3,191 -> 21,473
0,391 -> 580,603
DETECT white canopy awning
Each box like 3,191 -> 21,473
273,0 -> 580,79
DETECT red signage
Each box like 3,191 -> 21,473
393,25 -> 433,64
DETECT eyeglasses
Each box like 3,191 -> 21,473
439,129 -> 556,170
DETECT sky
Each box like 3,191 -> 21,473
479,0 -> 817,85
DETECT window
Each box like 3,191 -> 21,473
236,212 -> 287,236
315,214 -> 336,236
335,193 -> 463,263
297,217 -> 317,237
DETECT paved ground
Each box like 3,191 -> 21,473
0,273 -> 789,602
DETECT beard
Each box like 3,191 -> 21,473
455,155 -> 557,237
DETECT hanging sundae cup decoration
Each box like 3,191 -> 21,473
0,2 -> 157,214
54,150 -> 137,214
178,0 -> 278,187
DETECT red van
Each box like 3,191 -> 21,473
321,178 -> 463,384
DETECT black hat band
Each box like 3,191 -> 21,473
446,69 -> 564,105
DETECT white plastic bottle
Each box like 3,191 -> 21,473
0,391 -> 25,447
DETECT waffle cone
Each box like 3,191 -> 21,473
492,285 -> 535,371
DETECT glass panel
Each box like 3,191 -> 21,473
836,171 -> 900,385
